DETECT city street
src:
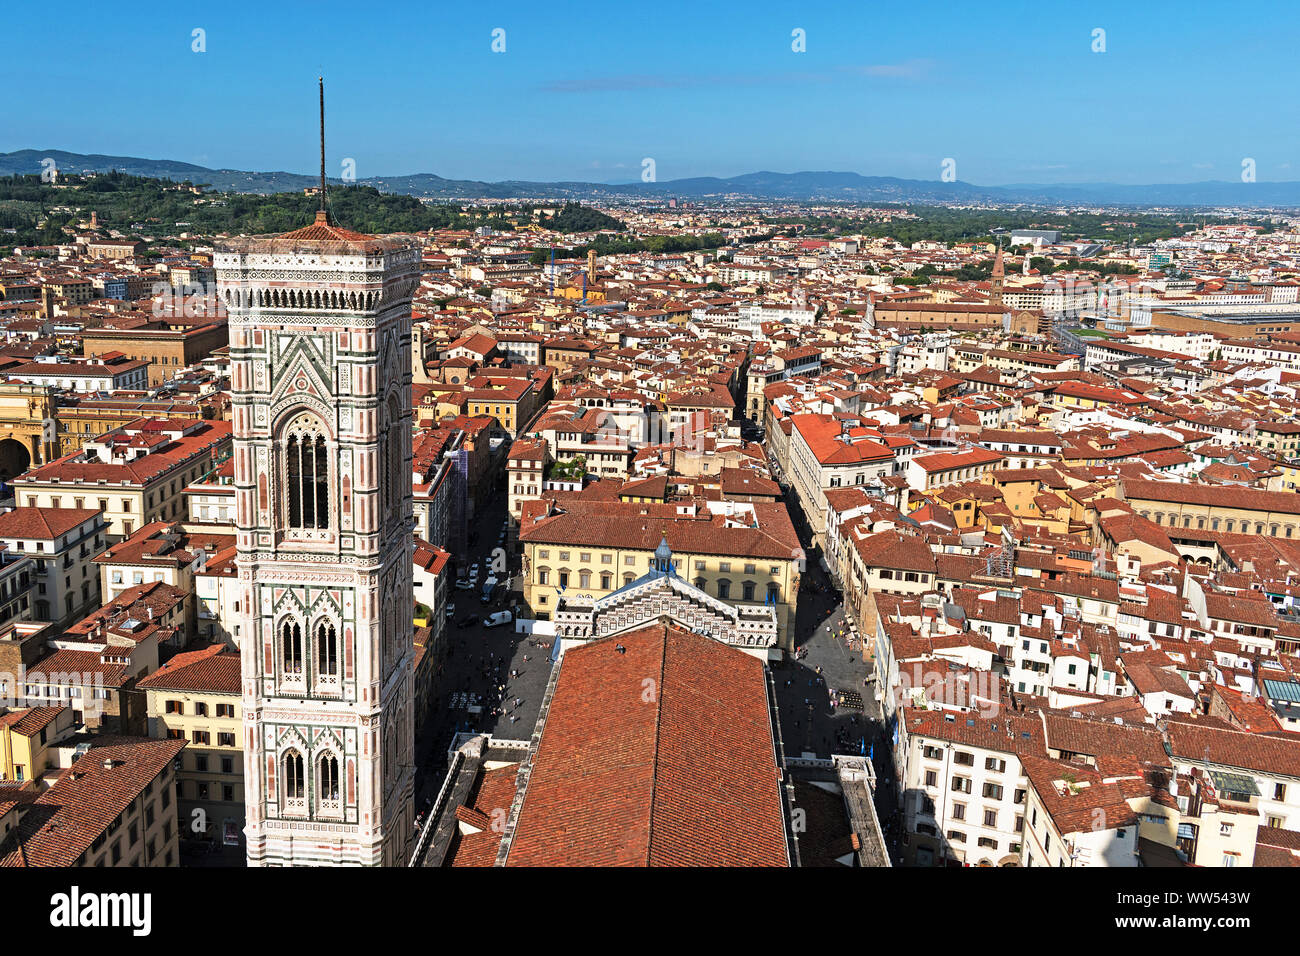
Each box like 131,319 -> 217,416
773,556 -> 874,760
413,488 -> 553,812
776,497 -> 902,862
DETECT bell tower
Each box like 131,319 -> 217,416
990,244 -> 1005,310
214,80 -> 419,865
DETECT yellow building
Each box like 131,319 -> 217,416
0,705 -> 76,784
53,396 -> 207,458
519,499 -> 803,649
0,382 -> 58,480
0,736 -> 186,866
1121,477 -> 1300,540
137,644 -> 244,850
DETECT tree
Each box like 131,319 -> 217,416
548,455 -> 587,480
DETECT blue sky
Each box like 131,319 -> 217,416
5,0 -> 1297,185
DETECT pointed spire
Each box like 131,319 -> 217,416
654,535 -> 674,575
317,76 -> 332,226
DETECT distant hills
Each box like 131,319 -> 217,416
4,149 -> 1300,207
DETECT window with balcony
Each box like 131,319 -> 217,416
282,749 -> 305,813
281,620 -> 303,681
316,620 -> 339,687
318,753 -> 341,814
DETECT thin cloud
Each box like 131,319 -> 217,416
539,63 -> 932,93
846,59 -> 935,78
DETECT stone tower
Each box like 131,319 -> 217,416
214,100 -> 420,863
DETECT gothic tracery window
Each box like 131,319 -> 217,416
282,620 -> 303,677
382,395 -> 403,522
283,749 -> 305,806
284,413 -> 330,533
316,620 -> 338,684
318,753 -> 341,805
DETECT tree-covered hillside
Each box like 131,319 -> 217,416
0,172 -> 628,250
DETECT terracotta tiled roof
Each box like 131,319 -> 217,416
447,765 -> 518,867
1122,478 -> 1300,516
136,643 -> 240,695
1019,755 -> 1140,835
504,625 -> 789,866
1166,717 -> 1300,778
276,210 -> 375,243
0,507 -> 101,540
521,500 -> 800,560
0,706 -> 66,737
0,737 -> 186,867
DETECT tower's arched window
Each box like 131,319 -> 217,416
283,749 -> 305,805
284,413 -> 330,532
316,620 -> 338,683
390,397 -> 403,499
382,395 -> 403,520
282,620 -> 303,676
318,753 -> 340,804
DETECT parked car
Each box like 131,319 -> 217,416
484,610 -> 512,628
454,579 -> 473,591
445,602 -> 455,617
457,614 -> 480,628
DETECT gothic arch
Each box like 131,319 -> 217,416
382,393 -> 404,522
317,750 -> 342,806
280,747 -> 306,806
313,615 -> 340,685
279,616 -> 304,679
281,411 -> 333,535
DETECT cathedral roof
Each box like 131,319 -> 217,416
501,624 -> 790,866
